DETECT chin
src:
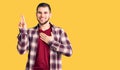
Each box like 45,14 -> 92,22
38,18 -> 50,25
39,20 -> 46,23
39,21 -> 46,25
40,23 -> 45,25
40,21 -> 46,23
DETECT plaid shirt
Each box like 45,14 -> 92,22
17,23 -> 72,70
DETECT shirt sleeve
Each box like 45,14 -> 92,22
49,29 -> 72,57
17,29 -> 29,54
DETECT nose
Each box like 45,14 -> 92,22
41,13 -> 45,18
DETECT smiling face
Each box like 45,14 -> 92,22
36,7 -> 51,25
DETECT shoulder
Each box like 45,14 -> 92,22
27,24 -> 39,34
52,24 -> 66,34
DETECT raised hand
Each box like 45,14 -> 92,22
19,16 -> 27,30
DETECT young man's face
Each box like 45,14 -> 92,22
36,7 -> 51,25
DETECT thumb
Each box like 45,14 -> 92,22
51,32 -> 54,36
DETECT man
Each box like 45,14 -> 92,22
17,3 -> 72,70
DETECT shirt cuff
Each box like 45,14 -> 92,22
19,29 -> 27,34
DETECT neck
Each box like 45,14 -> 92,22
40,21 -> 50,31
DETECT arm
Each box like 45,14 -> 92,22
17,29 -> 29,54
17,16 -> 29,54
49,29 -> 72,57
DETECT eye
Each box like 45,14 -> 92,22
37,11 -> 42,14
44,12 -> 48,14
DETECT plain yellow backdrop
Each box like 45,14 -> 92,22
0,0 -> 120,70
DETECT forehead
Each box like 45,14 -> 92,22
37,7 -> 50,12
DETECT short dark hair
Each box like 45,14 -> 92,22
36,3 -> 51,12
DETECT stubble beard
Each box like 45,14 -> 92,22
38,18 -> 50,26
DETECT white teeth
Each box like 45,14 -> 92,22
40,18 -> 45,20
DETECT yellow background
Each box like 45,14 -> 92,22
0,0 -> 120,70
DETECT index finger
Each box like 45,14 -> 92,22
40,33 -> 47,36
21,15 -> 25,23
